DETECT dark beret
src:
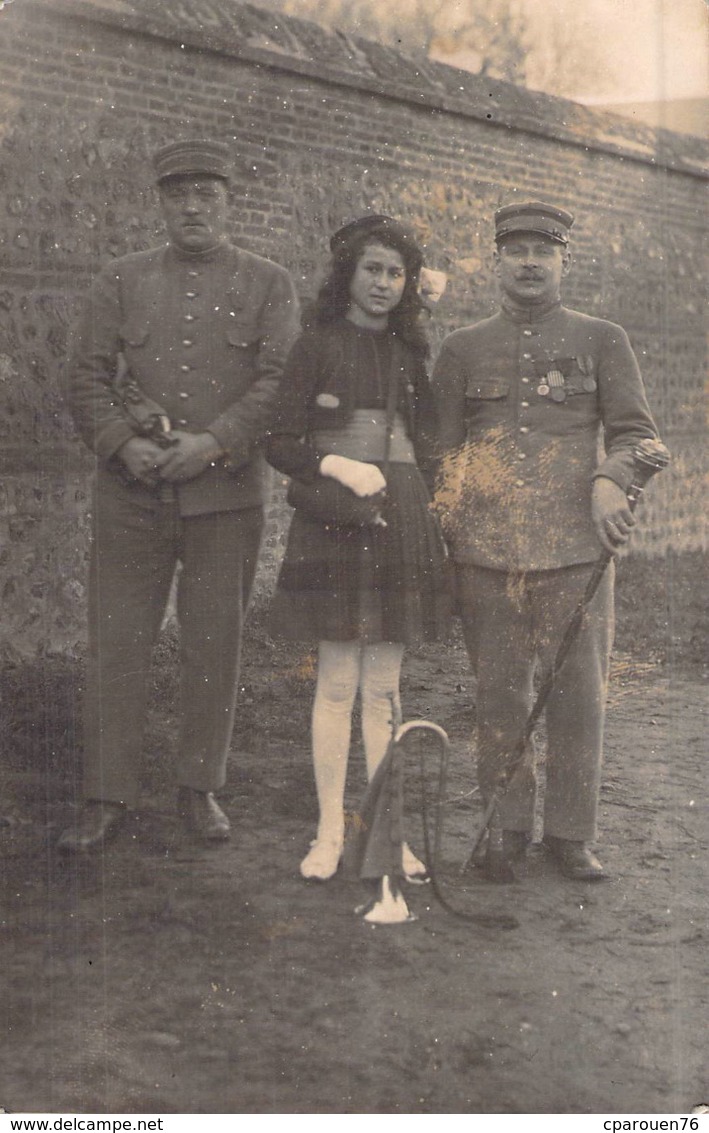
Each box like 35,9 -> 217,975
330,215 -> 395,251
330,214 -> 420,254
494,201 -> 575,245
329,215 -> 424,277
153,139 -> 232,184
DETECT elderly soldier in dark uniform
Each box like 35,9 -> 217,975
432,201 -> 659,881
58,140 -> 299,852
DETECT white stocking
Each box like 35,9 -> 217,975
361,642 -> 426,881
360,642 -> 405,779
311,641 -> 360,842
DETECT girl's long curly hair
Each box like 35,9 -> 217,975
305,219 -> 429,357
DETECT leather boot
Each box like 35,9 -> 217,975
57,801 -> 126,853
543,835 -> 606,880
470,829 -> 531,872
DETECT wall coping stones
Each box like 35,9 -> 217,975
23,0 -> 709,179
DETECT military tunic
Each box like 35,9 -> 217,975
432,297 -> 658,841
68,242 -> 299,515
65,241 -> 299,807
432,299 -> 657,571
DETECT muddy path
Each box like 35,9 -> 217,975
1,637 -> 707,1114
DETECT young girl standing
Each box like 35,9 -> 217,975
266,215 -> 449,883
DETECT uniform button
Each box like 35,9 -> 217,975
517,451 -> 527,460
521,377 -> 530,384
177,418 -> 188,426
182,339 -> 193,347
185,290 -> 197,298
180,364 -> 191,372
520,426 -> 529,434
520,400 -> 529,408
179,391 -> 190,399
187,271 -> 199,278
515,479 -> 525,488
184,314 -> 196,322
522,352 -> 532,360
523,329 -> 533,337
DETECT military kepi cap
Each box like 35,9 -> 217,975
153,139 -> 232,183
494,201 -> 574,245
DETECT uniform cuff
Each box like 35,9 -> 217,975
592,457 -> 634,495
208,422 -> 250,471
95,420 -> 138,462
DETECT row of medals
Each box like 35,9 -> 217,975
538,367 -> 597,402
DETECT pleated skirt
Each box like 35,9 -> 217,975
270,463 -> 452,645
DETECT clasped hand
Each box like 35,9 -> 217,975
591,476 -> 636,553
319,454 -> 387,497
119,431 -> 222,485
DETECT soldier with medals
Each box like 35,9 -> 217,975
58,140 -> 300,852
432,200 -> 660,881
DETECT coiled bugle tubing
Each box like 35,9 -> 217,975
392,721 -> 518,929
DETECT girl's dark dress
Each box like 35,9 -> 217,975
265,318 -> 450,645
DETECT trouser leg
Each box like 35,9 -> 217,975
83,488 -> 177,807
534,563 -> 615,842
456,566 -> 538,833
175,507 -> 263,793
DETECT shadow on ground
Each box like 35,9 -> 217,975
1,611 -> 707,1113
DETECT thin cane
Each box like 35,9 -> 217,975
464,437 -> 671,879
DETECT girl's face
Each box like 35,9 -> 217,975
347,242 -> 407,328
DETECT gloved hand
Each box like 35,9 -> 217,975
319,454 -> 387,498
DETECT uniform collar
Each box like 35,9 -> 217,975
500,296 -> 563,324
165,240 -> 231,265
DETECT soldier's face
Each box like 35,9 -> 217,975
159,175 -> 229,253
494,235 -> 571,306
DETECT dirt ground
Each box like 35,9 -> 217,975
1,622 -> 707,1115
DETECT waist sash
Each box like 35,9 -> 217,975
312,409 -> 415,464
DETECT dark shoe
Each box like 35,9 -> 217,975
57,801 -> 126,853
485,828 -> 531,882
178,787 -> 230,843
469,828 -> 530,882
544,836 -> 606,880
470,829 -> 530,866
502,830 -> 531,861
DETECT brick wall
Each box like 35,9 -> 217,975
0,0 -> 706,659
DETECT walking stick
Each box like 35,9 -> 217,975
465,437 -> 671,880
